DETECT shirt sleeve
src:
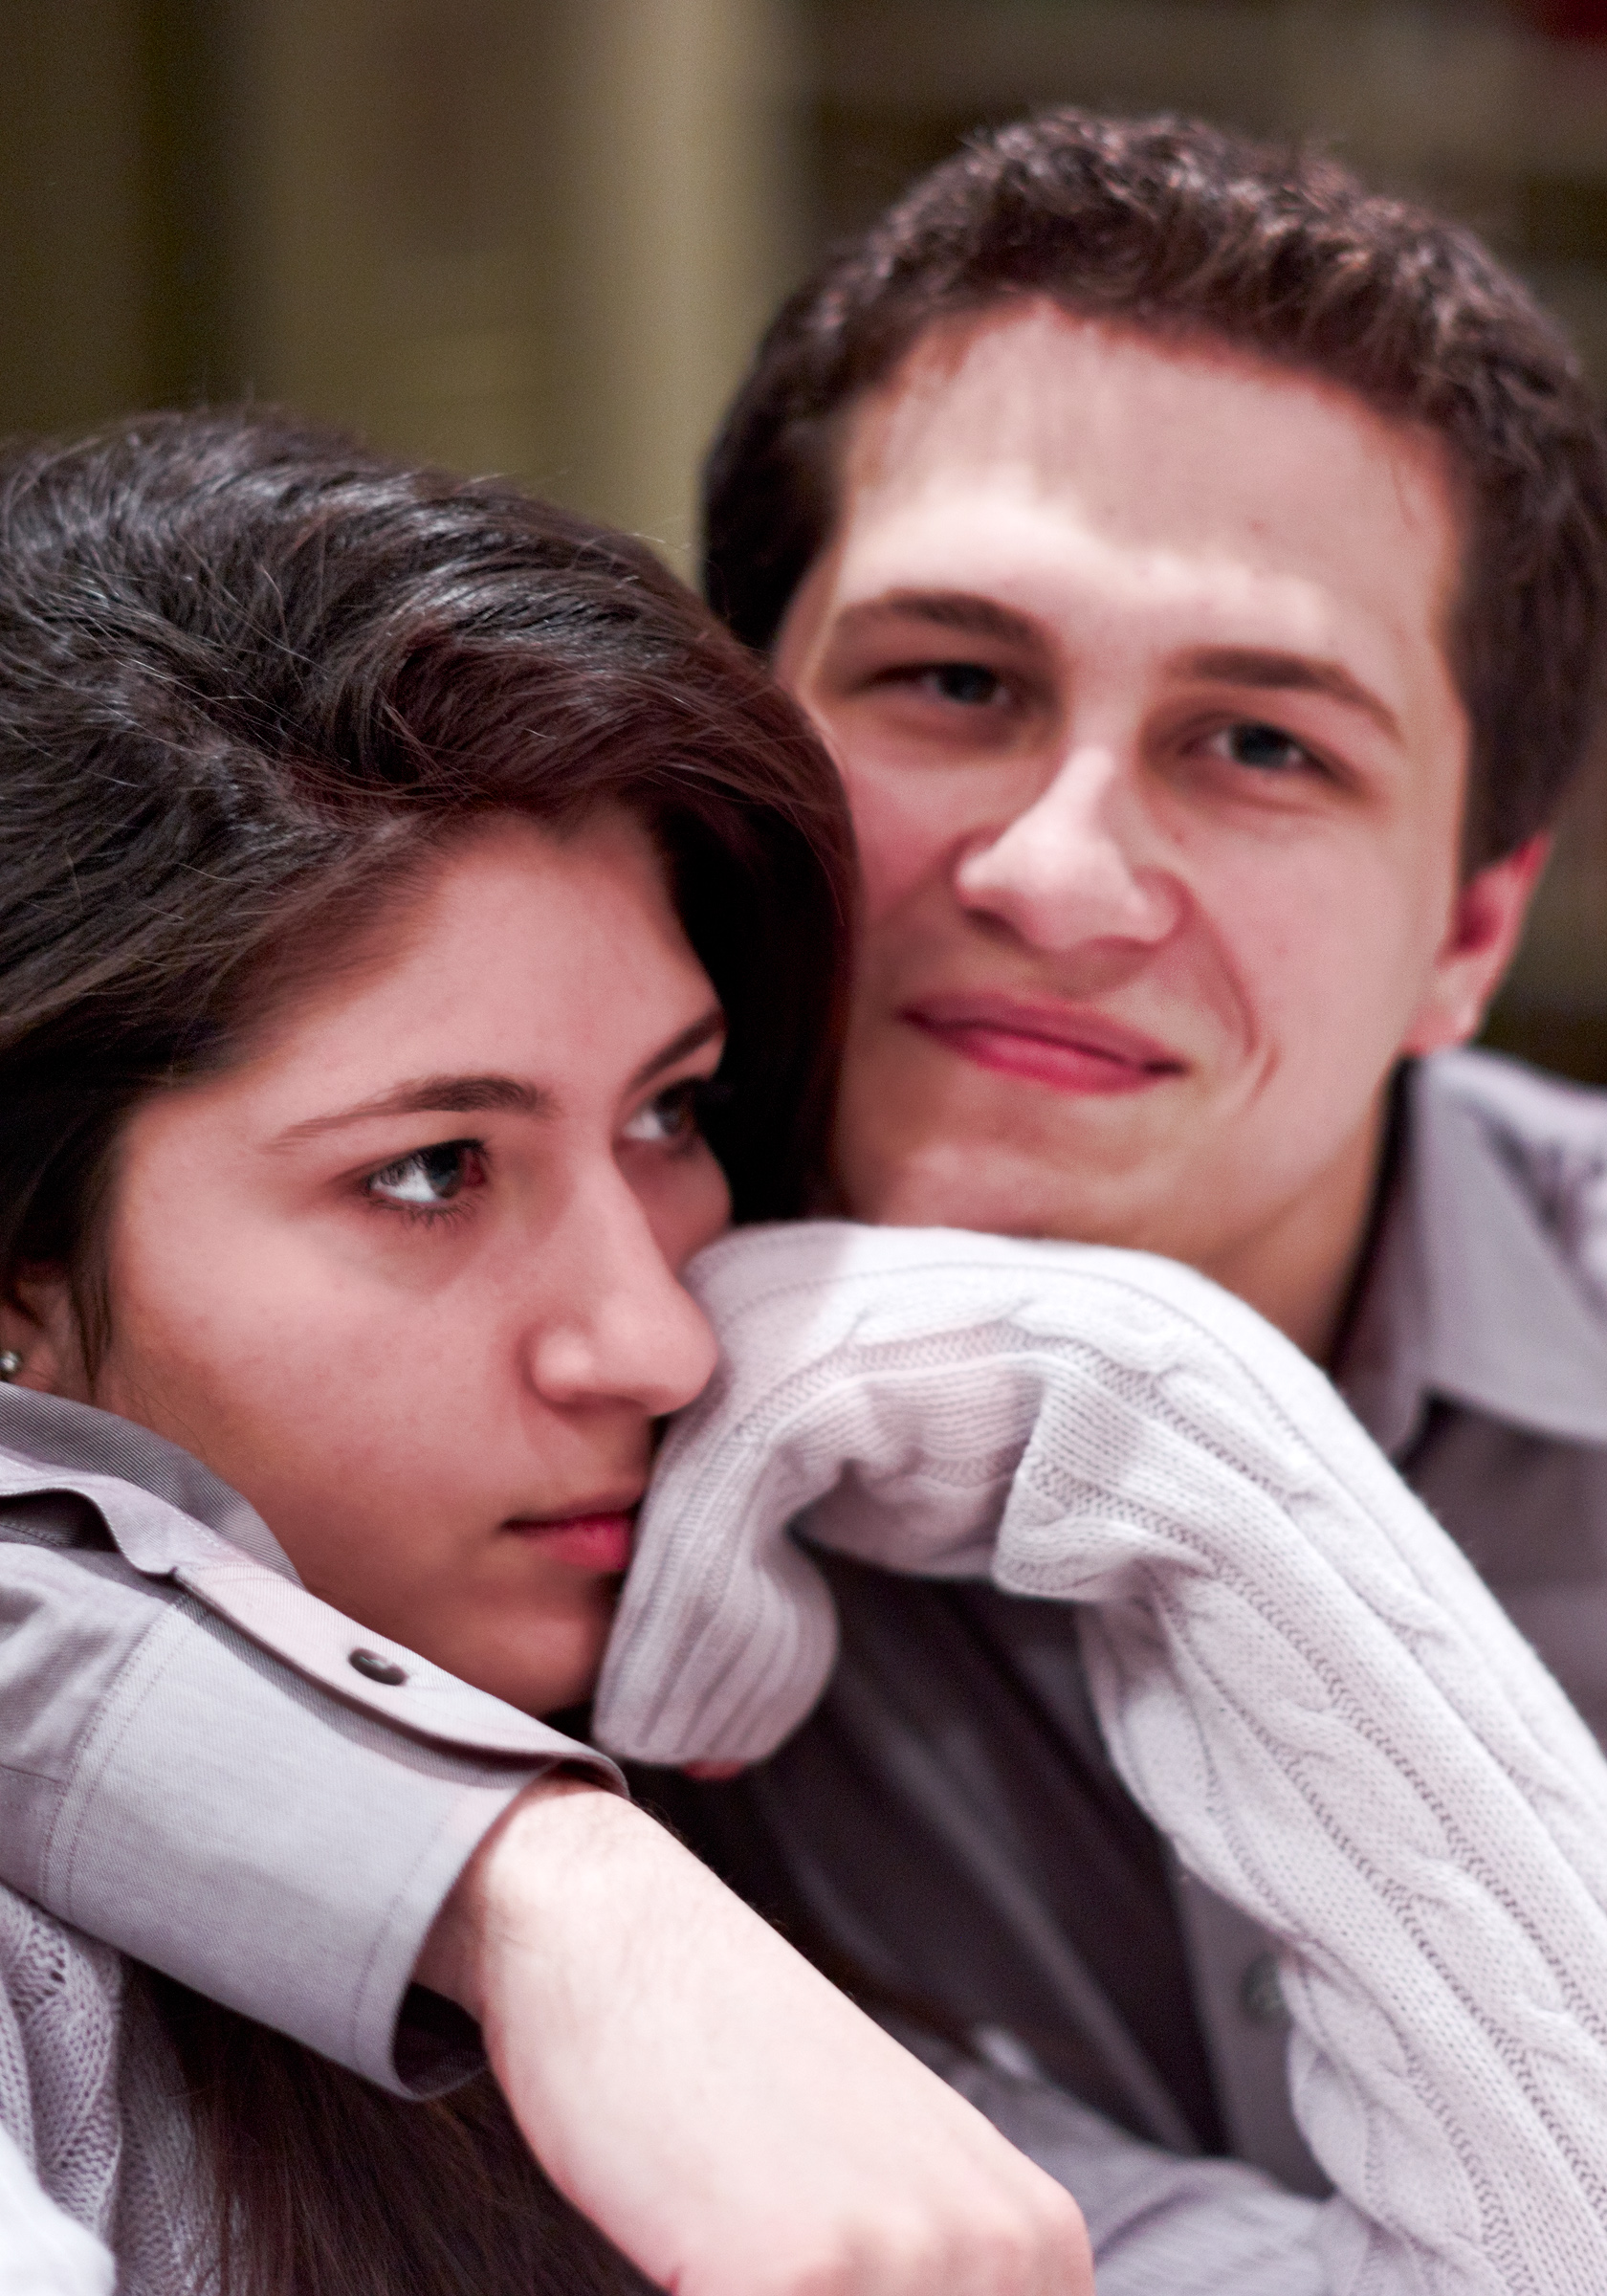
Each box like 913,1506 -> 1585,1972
0,1509 -> 621,2096
906,2036 -> 1325,2296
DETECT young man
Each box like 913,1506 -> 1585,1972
1,112 -> 1603,2290
648,106 -> 1607,2197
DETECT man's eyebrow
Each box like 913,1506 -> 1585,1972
834,590 -> 1042,649
1173,647 -> 1401,738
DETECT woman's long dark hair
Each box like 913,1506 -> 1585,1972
139,1971 -> 659,2295
0,408 -> 856,2294
0,406 -> 853,1339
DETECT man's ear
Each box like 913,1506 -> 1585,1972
1402,832 -> 1551,1056
0,1269 -> 84,1397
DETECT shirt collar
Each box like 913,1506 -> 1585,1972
1339,1054 -> 1607,1457
0,1379 -> 298,1578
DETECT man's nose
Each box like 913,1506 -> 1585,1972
524,1181 -> 719,1417
954,740 -> 1181,954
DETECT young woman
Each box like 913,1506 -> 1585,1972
0,409 -> 1084,2296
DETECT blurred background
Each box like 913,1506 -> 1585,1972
2,0 -> 1605,1075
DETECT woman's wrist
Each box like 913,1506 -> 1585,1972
412,1769 -> 627,2023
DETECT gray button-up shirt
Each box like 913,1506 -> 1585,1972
1346,1050 -> 1607,1738
0,1047 -> 1602,2223
0,1387 -> 620,2093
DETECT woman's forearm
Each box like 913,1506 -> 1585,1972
422,1772 -> 1092,2296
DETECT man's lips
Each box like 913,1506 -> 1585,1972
903,994 -> 1187,1096
502,1510 -> 636,1574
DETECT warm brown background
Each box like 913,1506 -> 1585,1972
2,0 -> 1604,1077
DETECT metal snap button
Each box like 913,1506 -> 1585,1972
349,1647 -> 407,1686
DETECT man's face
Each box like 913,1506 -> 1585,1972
776,306 -> 1542,1345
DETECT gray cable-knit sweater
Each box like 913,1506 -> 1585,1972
0,1886 -> 198,2292
599,1224 -> 1607,2296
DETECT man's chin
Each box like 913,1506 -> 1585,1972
835,1132 -> 1169,1249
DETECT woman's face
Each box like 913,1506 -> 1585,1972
30,812 -> 732,1714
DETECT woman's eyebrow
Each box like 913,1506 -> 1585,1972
275,1074 -> 552,1142
628,1008 -> 725,1092
275,1011 -> 724,1146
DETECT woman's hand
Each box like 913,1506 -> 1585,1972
417,1775 -> 1091,2296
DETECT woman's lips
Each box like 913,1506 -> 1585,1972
503,1511 -> 636,1573
904,995 -> 1186,1097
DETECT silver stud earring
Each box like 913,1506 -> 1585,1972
0,1351 -> 23,1382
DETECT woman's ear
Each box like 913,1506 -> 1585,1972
0,1269 -> 86,1398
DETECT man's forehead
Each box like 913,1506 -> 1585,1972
843,301 -> 1450,533
817,302 -> 1464,665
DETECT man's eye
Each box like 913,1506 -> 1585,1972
366,1140 -> 485,1208
917,662 -> 1006,708
1209,721 -> 1314,774
621,1081 -> 709,1149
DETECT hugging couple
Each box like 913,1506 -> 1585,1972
5,110 -> 1607,2296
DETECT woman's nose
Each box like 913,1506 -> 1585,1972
524,1182 -> 720,1417
954,741 -> 1181,953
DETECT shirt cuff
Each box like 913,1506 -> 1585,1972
39,1596 -> 622,2094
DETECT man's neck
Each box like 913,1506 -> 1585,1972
1197,1093 -> 1392,1365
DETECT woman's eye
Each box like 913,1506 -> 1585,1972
917,661 -> 1007,708
621,1080 -> 707,1149
365,1139 -> 485,1209
1208,720 -> 1316,774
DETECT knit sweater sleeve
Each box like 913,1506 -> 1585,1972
0,1888 -> 119,2294
0,2125 -> 113,2296
595,1222 -> 1607,2296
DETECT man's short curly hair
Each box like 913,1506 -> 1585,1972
703,108 -> 1607,866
